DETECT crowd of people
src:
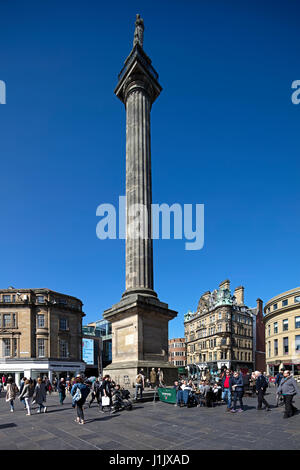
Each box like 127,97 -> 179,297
172,368 -> 299,419
0,373 -> 132,425
0,367 -> 298,424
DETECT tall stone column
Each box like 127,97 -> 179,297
123,77 -> 155,297
103,15 -> 177,386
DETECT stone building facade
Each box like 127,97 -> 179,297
264,286 -> 300,376
184,280 -> 264,376
168,338 -> 187,368
0,287 -> 85,384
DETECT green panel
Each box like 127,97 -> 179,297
157,387 -> 177,404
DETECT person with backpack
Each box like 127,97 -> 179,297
6,377 -> 19,412
255,370 -> 271,411
19,379 -> 35,416
277,370 -> 299,419
71,375 -> 90,425
134,370 -> 144,401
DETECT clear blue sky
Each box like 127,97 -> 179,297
1,0 -> 299,338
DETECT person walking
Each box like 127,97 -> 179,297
2,375 -> 6,389
275,369 -> 284,388
19,377 -> 27,409
255,371 -> 271,411
134,370 -> 145,401
6,377 -> 19,412
58,378 -> 66,405
157,368 -> 164,387
71,375 -> 90,425
277,370 -> 299,419
99,375 -> 112,413
52,377 -> 58,392
150,368 -> 157,389
33,378 -> 47,413
231,371 -> 244,413
221,369 -> 233,412
19,379 -> 35,416
89,379 -> 101,407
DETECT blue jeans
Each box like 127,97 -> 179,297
233,390 -> 244,410
176,390 -> 189,405
222,388 -> 232,409
59,392 -> 65,404
135,385 -> 143,399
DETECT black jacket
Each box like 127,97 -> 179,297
100,379 -> 112,397
256,375 -> 268,392
58,381 -> 66,394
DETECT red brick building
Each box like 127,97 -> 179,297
255,298 -> 266,372
168,338 -> 187,367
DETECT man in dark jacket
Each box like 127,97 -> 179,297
277,370 -> 299,419
58,378 -> 66,405
89,379 -> 101,407
255,371 -> 271,411
221,369 -> 233,412
231,372 -> 244,412
275,369 -> 284,387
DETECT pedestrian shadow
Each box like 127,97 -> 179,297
0,423 -> 17,430
41,407 -> 73,414
84,414 -> 121,424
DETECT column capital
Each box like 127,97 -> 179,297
123,74 -> 155,104
114,44 -> 162,105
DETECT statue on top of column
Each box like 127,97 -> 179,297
133,14 -> 144,48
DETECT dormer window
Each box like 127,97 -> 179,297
37,295 -> 45,304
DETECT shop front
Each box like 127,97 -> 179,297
0,359 -> 85,386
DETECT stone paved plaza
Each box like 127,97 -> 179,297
0,387 -> 299,451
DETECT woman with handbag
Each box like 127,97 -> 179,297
19,379 -> 35,416
6,377 -> 19,412
71,375 -> 90,425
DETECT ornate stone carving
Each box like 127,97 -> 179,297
215,287 -> 233,307
184,311 -> 194,323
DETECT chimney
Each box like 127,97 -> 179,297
234,286 -> 244,305
219,279 -> 230,290
256,298 -> 263,318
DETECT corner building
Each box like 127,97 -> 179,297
0,288 -> 85,384
264,286 -> 300,376
185,280 -> 265,375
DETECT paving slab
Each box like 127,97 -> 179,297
0,387 -> 299,450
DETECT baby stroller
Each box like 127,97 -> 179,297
187,392 -> 198,408
111,387 -> 133,412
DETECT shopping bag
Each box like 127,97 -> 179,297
102,396 -> 110,406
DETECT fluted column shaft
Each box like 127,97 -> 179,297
124,80 -> 155,296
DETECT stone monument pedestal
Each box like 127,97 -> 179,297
103,294 -> 178,387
